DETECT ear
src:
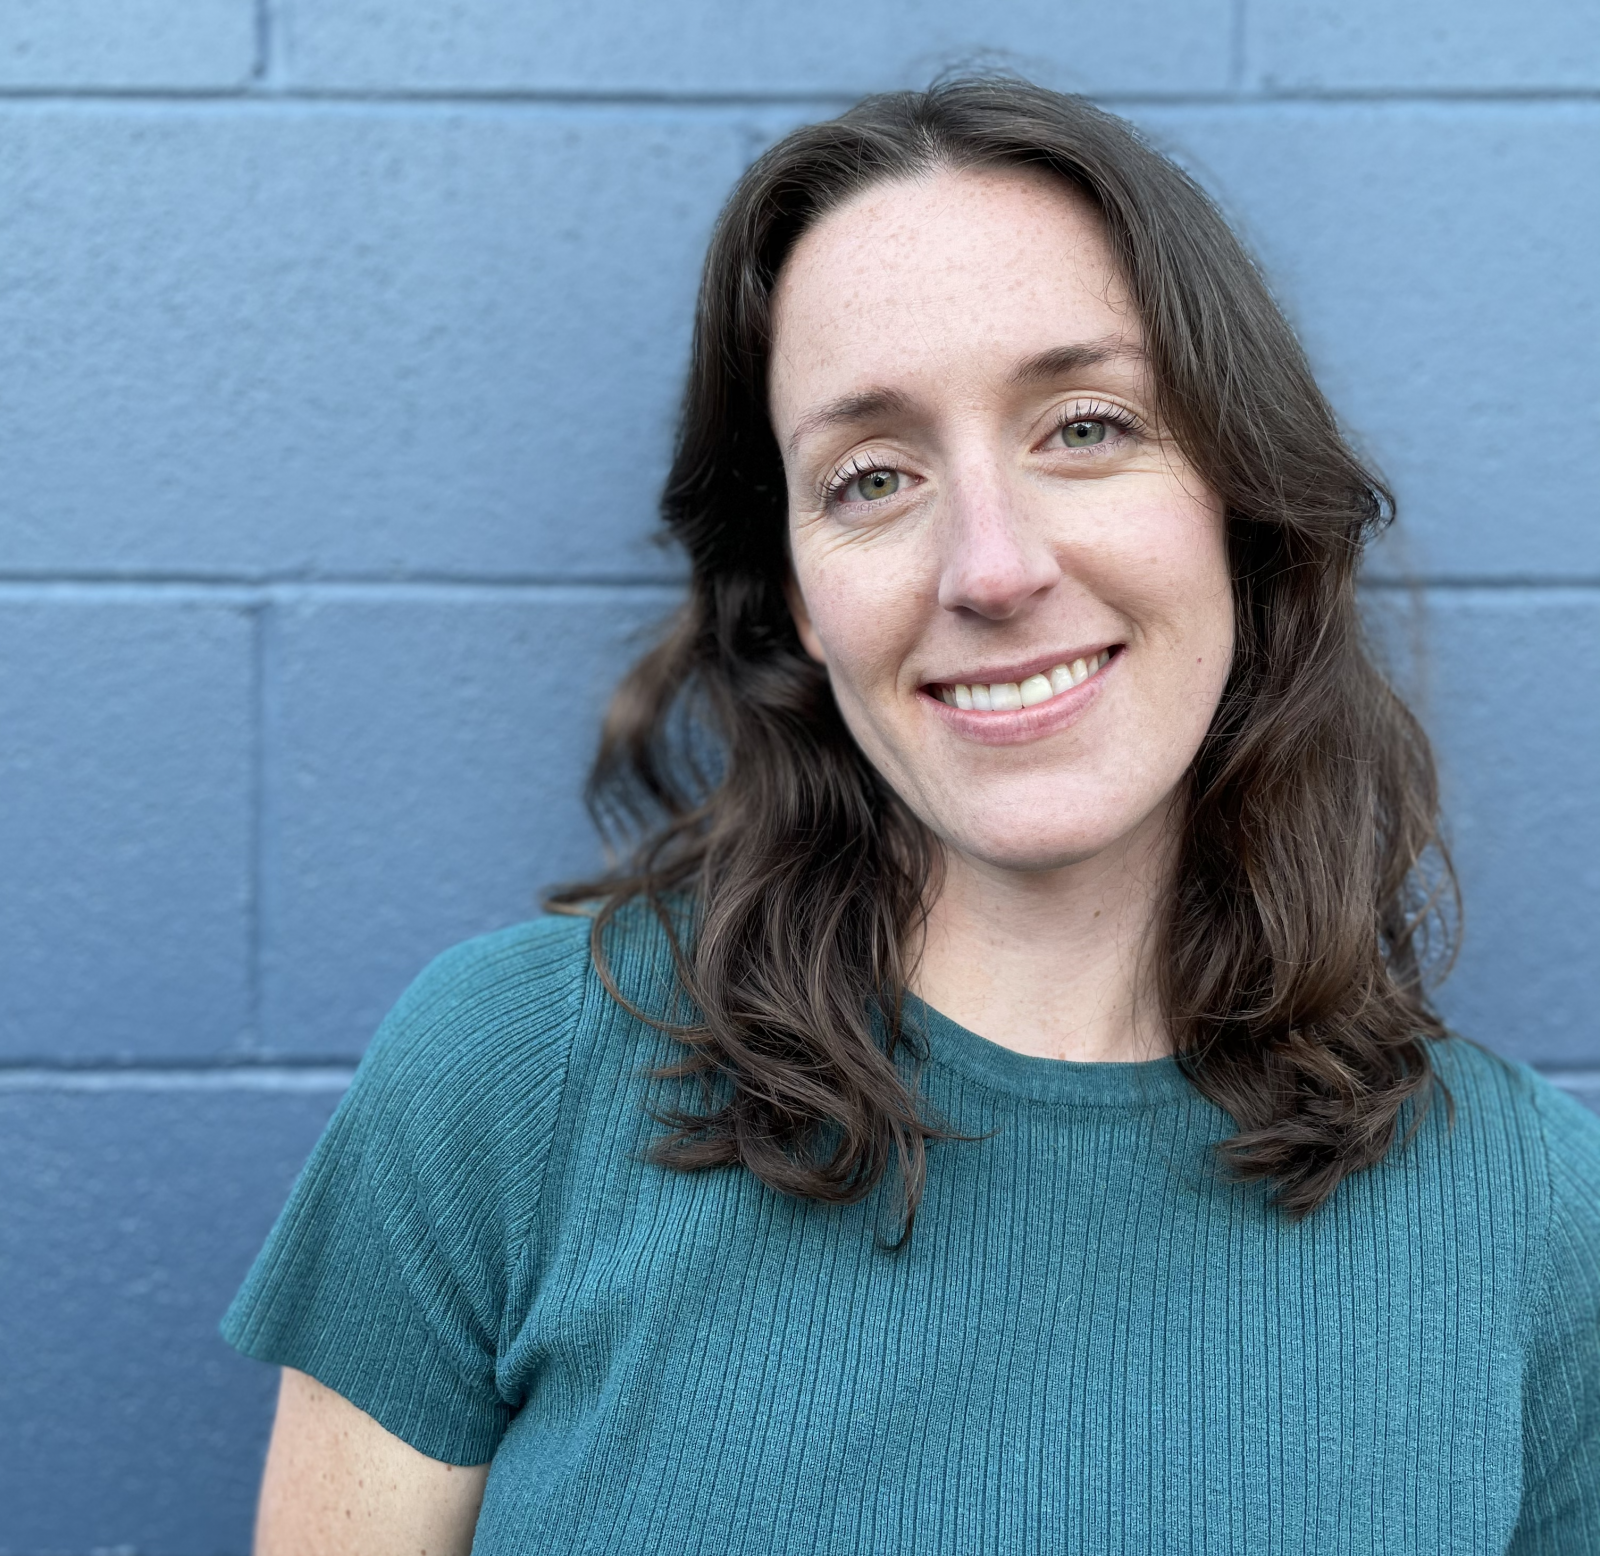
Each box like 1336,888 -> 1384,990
783,570 -> 828,664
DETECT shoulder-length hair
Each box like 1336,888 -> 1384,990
550,77 -> 1455,1229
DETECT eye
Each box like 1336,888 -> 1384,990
1044,401 -> 1144,456
1056,418 -> 1108,449
819,454 -> 916,513
845,467 -> 902,502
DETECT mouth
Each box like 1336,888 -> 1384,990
924,646 -> 1118,712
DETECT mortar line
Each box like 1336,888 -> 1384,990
0,1062 -> 357,1091
252,591 -> 288,1058
1359,576 -> 1600,592
1229,0 -> 1249,94
246,597 -> 267,1051
1539,1070 -> 1600,1091
0,573 -> 690,596
0,1055 -> 359,1071
1,1056 -> 1592,1092
0,85 -> 1593,109
251,0 -> 269,84
1,572 -> 1594,595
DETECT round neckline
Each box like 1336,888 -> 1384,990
908,997 -> 1193,1107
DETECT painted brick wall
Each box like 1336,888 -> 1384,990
0,2 -> 1594,1548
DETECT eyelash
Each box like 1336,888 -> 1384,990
819,400 -> 1146,508
1049,400 -> 1144,445
821,452 -> 900,506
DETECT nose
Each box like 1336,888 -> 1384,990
936,465 -> 1061,620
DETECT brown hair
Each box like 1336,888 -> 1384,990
549,77 -> 1456,1229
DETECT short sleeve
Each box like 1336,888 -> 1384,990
221,915 -> 590,1465
1510,1078 -> 1600,1554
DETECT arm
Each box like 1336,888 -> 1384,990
256,1369 -> 488,1556
224,922 -> 591,1537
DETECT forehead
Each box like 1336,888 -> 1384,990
768,166 -> 1140,419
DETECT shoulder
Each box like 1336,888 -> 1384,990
323,914 -> 601,1192
1423,1037 -> 1600,1296
366,912 -> 595,1080
1425,1035 -> 1600,1179
353,902 -> 685,1126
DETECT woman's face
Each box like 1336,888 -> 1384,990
769,167 -> 1235,879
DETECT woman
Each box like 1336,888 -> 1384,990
225,79 -> 1600,1553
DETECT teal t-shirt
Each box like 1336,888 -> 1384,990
224,911 -> 1600,1553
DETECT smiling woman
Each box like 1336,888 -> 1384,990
772,167 -> 1235,1071
224,80 -> 1600,1555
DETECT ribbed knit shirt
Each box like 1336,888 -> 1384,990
224,911 -> 1600,1553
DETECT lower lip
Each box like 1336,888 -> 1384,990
919,653 -> 1118,746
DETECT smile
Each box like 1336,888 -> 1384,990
929,648 -> 1115,711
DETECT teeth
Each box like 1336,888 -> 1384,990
941,649 -> 1111,713
1018,673 -> 1054,707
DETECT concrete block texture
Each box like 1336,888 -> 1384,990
277,0 -> 1234,96
1367,588 -> 1600,1068
1250,0 -> 1600,92
0,105 -> 744,579
259,584 -> 681,1057
1,7 -> 1596,1551
0,0 -> 256,90
0,1078 -> 342,1555
0,594 -> 254,1062
1137,103 -> 1600,580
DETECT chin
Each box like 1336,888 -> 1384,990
940,821 -> 1133,876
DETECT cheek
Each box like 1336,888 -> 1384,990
1110,489 -> 1231,635
1083,490 -> 1233,722
793,533 -> 931,688
1135,510 -> 1235,717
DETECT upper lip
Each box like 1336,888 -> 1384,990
921,643 -> 1119,688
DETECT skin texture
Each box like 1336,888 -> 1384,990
771,167 -> 1235,1062
254,1368 -> 487,1555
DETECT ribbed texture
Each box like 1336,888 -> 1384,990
224,913 -> 1600,1553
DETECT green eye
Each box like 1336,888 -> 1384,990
1059,419 -> 1107,448
851,468 -> 901,500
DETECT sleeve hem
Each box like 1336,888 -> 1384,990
223,1319 -> 508,1468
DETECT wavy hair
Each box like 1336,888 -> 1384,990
549,78 -> 1457,1229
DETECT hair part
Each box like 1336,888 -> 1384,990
549,76 -> 1457,1234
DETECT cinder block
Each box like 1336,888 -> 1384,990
0,106 -> 747,578
1137,104 -> 1600,580
0,595 -> 254,1061
0,1079 -> 342,1555
0,0 -> 255,89
1364,587 -> 1600,1069
259,584 -> 682,1056
1249,0 -> 1600,92
279,0 -> 1233,96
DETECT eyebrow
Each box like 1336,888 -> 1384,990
784,388 -> 914,458
782,338 -> 1141,458
1006,338 -> 1137,387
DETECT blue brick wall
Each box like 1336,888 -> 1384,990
0,3 -> 1594,1548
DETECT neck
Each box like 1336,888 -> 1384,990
909,805 -> 1177,1064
